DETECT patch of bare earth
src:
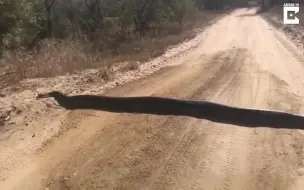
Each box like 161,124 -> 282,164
0,13 -> 226,184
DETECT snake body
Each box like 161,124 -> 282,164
37,91 -> 304,129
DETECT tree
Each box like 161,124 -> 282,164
0,0 -> 19,51
83,0 -> 104,34
132,0 -> 160,36
162,0 -> 195,29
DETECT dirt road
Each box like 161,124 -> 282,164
2,8 -> 304,190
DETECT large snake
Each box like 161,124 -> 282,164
37,91 -> 304,129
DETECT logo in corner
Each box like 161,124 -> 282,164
283,3 -> 300,24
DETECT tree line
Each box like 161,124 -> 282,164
1,0 -> 258,55
259,0 -> 301,11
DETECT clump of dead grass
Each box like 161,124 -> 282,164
118,61 -> 140,72
97,69 -> 114,82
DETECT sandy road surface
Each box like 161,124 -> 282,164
2,8 -> 304,190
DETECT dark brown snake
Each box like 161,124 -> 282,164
37,91 -> 304,129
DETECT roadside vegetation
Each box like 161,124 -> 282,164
258,0 -> 301,12
260,1 -> 304,55
0,0 -> 248,88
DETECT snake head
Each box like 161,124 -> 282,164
36,91 -> 66,99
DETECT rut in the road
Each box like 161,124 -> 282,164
37,91 -> 304,129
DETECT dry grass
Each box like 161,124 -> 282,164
119,61 -> 140,72
0,39 -> 103,89
97,69 -> 114,82
0,11 -> 221,90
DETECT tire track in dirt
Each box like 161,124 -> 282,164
144,49 -> 252,190
206,50 -> 254,190
105,49 -> 246,190
243,70 -> 304,190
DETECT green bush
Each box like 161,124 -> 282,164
0,0 -> 46,52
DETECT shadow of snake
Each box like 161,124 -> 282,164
37,91 -> 304,130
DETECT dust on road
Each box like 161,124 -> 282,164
2,8 -> 304,190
